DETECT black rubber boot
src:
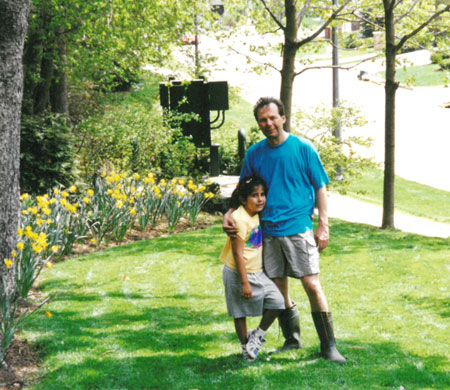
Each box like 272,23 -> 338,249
312,312 -> 346,363
269,303 -> 302,355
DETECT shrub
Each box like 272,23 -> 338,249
292,102 -> 379,194
431,51 -> 450,70
76,101 -> 205,182
20,113 -> 75,195
341,32 -> 364,49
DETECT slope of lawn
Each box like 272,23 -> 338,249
23,221 -> 450,390
345,168 -> 450,224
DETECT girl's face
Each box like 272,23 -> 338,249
243,185 -> 266,216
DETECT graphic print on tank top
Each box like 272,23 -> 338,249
247,226 -> 262,249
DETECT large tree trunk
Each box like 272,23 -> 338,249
382,0 -> 398,229
279,0 -> 298,132
0,0 -> 31,280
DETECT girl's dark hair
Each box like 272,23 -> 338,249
230,175 -> 267,209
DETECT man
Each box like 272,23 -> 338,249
223,97 -> 346,363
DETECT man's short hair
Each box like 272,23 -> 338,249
253,97 -> 285,120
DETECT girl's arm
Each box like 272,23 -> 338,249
231,236 -> 252,298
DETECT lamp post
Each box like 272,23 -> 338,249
332,0 -> 343,180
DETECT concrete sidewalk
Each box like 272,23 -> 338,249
211,175 -> 450,239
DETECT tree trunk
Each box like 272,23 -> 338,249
50,40 -> 69,115
22,28 -> 43,115
33,50 -> 54,114
0,0 -> 31,279
279,0 -> 298,132
382,0 -> 398,229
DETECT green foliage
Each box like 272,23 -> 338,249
341,32 -> 364,49
21,222 -> 450,389
292,103 -> 379,194
75,86 -> 203,181
20,113 -> 75,195
431,51 -> 450,71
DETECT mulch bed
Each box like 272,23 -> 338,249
0,214 -> 221,389
0,338 -> 40,390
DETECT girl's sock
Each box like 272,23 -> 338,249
255,327 -> 267,338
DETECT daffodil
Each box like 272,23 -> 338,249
4,259 -> 13,269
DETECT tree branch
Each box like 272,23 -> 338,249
227,46 -> 281,73
396,4 -> 450,51
259,0 -> 286,30
297,0 -> 312,27
296,0 -> 353,48
395,0 -> 421,24
294,53 -> 381,76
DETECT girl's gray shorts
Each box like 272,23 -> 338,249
222,266 -> 285,319
263,229 -> 320,279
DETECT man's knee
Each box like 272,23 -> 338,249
301,274 -> 322,294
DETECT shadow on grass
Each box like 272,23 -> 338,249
30,339 -> 450,390
26,222 -> 450,389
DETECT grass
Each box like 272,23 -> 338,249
22,221 -> 450,389
344,168 -> 450,224
379,64 -> 448,87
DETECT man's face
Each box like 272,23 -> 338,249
256,103 -> 286,144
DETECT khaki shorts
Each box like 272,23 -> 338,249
263,229 -> 320,279
222,266 -> 285,318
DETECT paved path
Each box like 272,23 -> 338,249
211,175 -> 450,239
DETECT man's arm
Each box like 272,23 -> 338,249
314,185 -> 329,252
222,185 -> 240,236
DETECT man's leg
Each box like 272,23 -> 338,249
300,274 -> 328,312
270,277 -> 302,354
272,276 -> 292,308
301,274 -> 346,363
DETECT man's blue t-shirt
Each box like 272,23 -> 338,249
240,134 -> 329,236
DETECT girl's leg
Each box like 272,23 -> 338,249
259,309 -> 280,331
234,317 -> 248,344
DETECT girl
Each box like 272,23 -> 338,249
219,175 -> 285,361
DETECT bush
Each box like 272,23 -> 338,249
76,100 -> 206,183
341,32 -> 364,49
431,51 -> 450,70
20,113 -> 75,195
292,102 -> 379,194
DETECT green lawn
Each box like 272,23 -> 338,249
23,222 -> 450,389
379,64 -> 448,87
344,168 -> 450,224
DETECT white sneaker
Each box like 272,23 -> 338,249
246,329 -> 266,359
242,348 -> 256,361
